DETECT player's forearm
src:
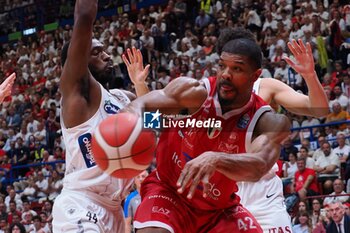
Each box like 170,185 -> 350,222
215,144 -> 280,182
302,71 -> 329,117
215,152 -> 270,182
75,0 -> 98,23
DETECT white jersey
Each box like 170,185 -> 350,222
237,78 -> 292,233
60,85 -> 133,207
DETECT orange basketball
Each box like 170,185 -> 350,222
91,112 -> 156,178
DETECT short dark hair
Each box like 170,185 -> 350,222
216,27 -> 256,54
300,146 -> 309,152
61,41 -> 70,67
222,39 -> 262,69
9,223 -> 26,233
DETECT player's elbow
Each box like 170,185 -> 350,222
311,108 -> 330,118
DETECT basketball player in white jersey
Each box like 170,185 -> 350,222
216,28 -> 328,232
52,0 -> 150,232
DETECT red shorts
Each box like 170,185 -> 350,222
134,171 -> 262,233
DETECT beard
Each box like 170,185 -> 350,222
217,80 -> 236,107
89,65 -> 115,87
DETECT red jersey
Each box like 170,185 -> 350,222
294,168 -> 319,193
156,77 -> 271,210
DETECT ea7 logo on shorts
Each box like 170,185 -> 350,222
152,206 -> 170,216
78,133 -> 96,168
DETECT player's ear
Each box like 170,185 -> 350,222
252,68 -> 262,82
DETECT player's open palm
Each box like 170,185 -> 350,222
122,47 -> 150,85
284,39 -> 315,77
0,72 -> 15,103
177,152 -> 217,199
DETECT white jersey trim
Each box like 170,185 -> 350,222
244,105 -> 272,151
253,78 -> 262,95
134,221 -> 175,233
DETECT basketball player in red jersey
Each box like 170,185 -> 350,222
215,28 -> 328,233
123,36 -> 291,232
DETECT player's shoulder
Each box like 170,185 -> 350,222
258,111 -> 290,130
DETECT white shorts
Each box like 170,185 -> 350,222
52,190 -> 125,233
237,175 -> 292,233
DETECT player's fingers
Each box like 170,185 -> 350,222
177,166 -> 187,188
298,39 -> 306,52
202,174 -> 210,198
283,56 -> 294,67
287,42 -> 297,56
137,49 -> 144,69
122,54 -> 130,67
127,48 -> 134,63
291,39 -> 302,54
306,42 -> 312,55
142,64 -> 150,76
132,47 -> 138,63
177,165 -> 195,193
187,172 -> 202,199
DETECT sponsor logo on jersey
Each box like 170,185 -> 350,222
78,133 -> 96,168
197,182 -> 222,200
207,126 -> 222,139
104,100 -> 120,114
218,141 -> 239,153
237,113 -> 250,129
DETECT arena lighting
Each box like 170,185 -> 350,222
23,27 -> 36,36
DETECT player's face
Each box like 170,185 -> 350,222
216,52 -> 261,109
88,40 -> 114,86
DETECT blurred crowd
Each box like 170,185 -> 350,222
0,0 -> 349,232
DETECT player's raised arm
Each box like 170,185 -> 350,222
60,0 -> 97,93
123,77 -> 207,115
59,0 -> 101,128
177,112 -> 290,199
271,39 -> 329,117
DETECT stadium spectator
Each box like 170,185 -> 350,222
124,170 -> 148,233
291,157 -> 319,201
4,189 -> 22,212
314,141 -> 340,193
8,222 -> 26,233
310,198 -> 323,229
326,201 -> 350,233
323,179 -> 349,206
292,211 -> 312,233
299,146 -> 315,169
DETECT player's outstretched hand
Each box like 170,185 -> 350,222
177,152 -> 217,199
0,73 -> 16,103
284,39 -> 315,78
122,47 -> 150,85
